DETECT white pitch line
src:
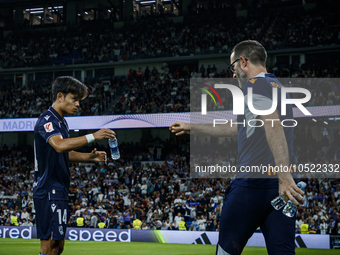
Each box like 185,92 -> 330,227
0,241 -> 40,244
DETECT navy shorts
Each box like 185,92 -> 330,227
34,196 -> 69,240
216,184 -> 295,255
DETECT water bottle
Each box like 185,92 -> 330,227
108,138 -> 120,160
271,195 -> 286,210
271,181 -> 306,216
282,181 -> 306,218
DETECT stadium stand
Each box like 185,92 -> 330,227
0,0 -> 339,241
0,8 -> 338,68
0,122 -> 339,233
0,75 -> 126,118
1,62 -> 338,118
262,8 -> 339,50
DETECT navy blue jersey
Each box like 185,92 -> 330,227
33,106 -> 70,200
233,73 -> 296,188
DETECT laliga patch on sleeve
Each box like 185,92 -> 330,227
44,122 -> 54,133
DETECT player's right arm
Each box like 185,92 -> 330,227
260,111 -> 304,206
48,128 -> 116,153
169,122 -> 237,137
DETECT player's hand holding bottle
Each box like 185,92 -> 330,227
93,128 -> 116,140
278,176 -> 304,206
272,175 -> 305,217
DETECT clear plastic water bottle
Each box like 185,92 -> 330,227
108,138 -> 120,160
282,181 -> 306,218
282,201 -> 296,217
271,181 -> 306,216
271,194 -> 286,210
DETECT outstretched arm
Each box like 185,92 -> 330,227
169,122 -> 237,137
48,128 -> 116,153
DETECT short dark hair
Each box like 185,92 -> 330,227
51,76 -> 88,102
231,40 -> 267,67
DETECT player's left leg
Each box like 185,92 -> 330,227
34,196 -> 53,255
58,240 -> 65,255
40,238 -> 50,255
216,184 -> 268,255
49,239 -> 63,255
260,191 -> 296,255
49,200 -> 68,254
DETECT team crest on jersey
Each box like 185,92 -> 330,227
59,226 -> 64,235
44,115 -> 50,121
44,122 -> 54,133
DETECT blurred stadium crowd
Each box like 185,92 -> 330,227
0,75 -> 123,118
0,8 -> 338,68
0,64 -> 339,118
0,123 -> 339,233
0,0 -> 339,237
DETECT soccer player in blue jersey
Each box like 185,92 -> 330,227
170,40 -> 304,254
33,76 -> 116,255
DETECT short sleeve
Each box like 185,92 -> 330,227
37,118 -> 62,143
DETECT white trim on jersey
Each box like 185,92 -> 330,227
48,108 -> 69,131
45,133 -> 62,143
34,141 -> 38,172
48,109 -> 62,122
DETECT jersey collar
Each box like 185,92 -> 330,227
48,106 -> 64,122
253,72 -> 266,78
252,72 -> 276,78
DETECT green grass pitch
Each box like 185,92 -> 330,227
0,239 -> 338,255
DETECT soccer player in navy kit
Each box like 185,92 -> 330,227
34,76 -> 116,255
170,40 -> 305,254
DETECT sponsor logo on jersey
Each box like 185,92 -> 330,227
51,204 -> 56,212
249,78 -> 257,84
44,115 -> 51,121
44,122 -> 54,133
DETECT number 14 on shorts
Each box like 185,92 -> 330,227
57,209 -> 67,225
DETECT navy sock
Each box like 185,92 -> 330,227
39,253 -> 47,255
